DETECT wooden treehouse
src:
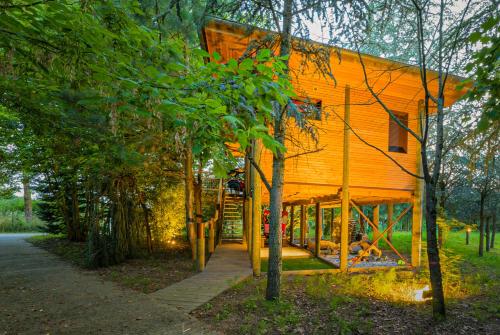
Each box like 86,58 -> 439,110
200,18 -> 466,273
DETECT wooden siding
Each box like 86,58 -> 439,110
203,19 -> 464,205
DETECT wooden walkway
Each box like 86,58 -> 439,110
151,243 -> 252,313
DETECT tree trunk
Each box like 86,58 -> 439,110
485,215 -> 490,252
437,182 -> 446,248
22,176 -> 33,224
265,0 -> 293,301
387,203 -> 393,242
491,212 -> 496,249
479,193 -> 485,256
194,162 -> 204,270
71,183 -> 83,241
424,180 -> 446,318
184,144 -> 196,260
141,202 -> 153,254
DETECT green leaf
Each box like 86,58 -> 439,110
257,49 -> 271,61
239,58 -> 254,71
469,31 -> 482,43
213,52 -> 222,61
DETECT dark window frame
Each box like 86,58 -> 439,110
388,111 -> 409,154
291,98 -> 322,121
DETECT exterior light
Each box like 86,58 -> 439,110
414,285 -> 430,302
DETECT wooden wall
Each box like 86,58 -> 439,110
203,19 -> 462,205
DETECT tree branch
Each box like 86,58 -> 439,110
357,50 -> 423,142
247,154 -> 272,192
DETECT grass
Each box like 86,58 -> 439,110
0,212 -> 46,233
261,256 -> 334,272
194,231 -> 500,335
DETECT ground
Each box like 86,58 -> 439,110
0,233 -> 214,335
28,234 -> 196,293
2,232 -> 498,335
193,232 -> 500,335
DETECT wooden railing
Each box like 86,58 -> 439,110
197,178 -> 224,271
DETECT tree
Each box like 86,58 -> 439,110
349,0 -> 495,319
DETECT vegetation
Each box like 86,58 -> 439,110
261,257 -> 334,272
195,231 -> 500,334
0,197 -> 44,232
0,0 -> 497,324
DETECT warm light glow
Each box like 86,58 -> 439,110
414,285 -> 430,302
467,228 -> 472,233
172,241 -> 176,245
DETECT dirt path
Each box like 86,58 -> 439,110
0,234 -> 216,335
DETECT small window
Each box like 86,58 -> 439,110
291,98 -> 322,121
388,112 -> 408,153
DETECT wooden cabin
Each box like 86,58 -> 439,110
202,18 -> 466,273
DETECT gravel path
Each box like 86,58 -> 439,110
0,234 -> 217,335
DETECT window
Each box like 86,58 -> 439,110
388,112 -> 408,153
291,98 -> 322,121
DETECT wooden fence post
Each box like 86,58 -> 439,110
315,202 -> 322,257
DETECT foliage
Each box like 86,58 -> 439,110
0,1 -> 292,266
463,14 -> 500,130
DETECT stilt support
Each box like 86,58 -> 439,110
251,140 -> 262,276
315,202 -> 322,257
340,85 -> 351,272
412,100 -> 424,267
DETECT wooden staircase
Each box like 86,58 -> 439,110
221,193 -> 244,240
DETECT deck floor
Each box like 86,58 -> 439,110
151,243 -> 252,313
260,245 -> 311,258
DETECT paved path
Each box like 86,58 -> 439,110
0,234 -> 218,335
151,243 -> 252,312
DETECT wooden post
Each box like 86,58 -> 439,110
197,219 -> 205,271
243,155 -> 251,249
208,218 -> 215,253
290,205 -> 295,244
387,203 -> 394,242
300,205 -> 306,247
248,151 -> 254,258
412,101 -> 424,267
329,208 -> 335,241
251,140 -> 262,276
315,202 -> 322,257
373,205 -> 380,247
340,85 -> 351,272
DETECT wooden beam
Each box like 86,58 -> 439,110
412,101 -> 424,267
290,205 -> 295,244
283,193 -> 340,207
330,208 -> 335,242
300,205 -> 306,247
197,218 -> 205,271
251,139 -> 262,276
350,200 -> 412,267
340,85 -> 351,272
242,156 -> 250,249
208,218 -> 215,253
387,203 -> 394,242
373,205 -> 380,247
350,205 -> 413,268
315,202 -> 322,257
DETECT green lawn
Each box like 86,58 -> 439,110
261,257 -> 334,272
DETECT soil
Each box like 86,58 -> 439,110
29,235 -> 196,293
192,275 -> 500,335
0,233 -> 213,335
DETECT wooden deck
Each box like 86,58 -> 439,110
151,243 -> 251,313
260,245 -> 311,258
